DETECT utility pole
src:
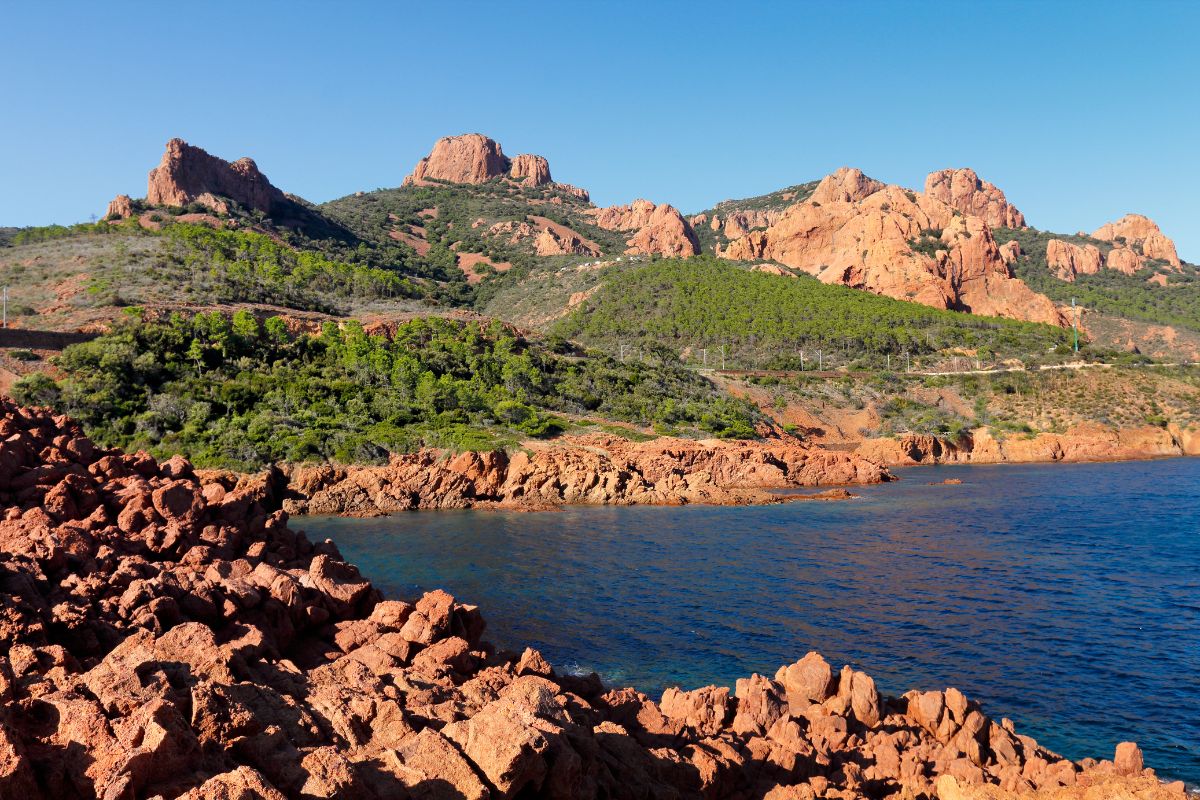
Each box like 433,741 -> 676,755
1072,297 -> 1079,355
2,287 -> 7,329
701,348 -> 707,368
818,350 -> 823,370
800,349 -> 805,371
619,343 -> 627,362
886,354 -> 890,370
720,344 -> 726,370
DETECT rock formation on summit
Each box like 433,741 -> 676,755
509,153 -> 552,186
146,138 -> 285,214
0,400 -> 1178,800
719,172 -> 1063,325
591,199 -> 700,257
404,133 -> 511,186
809,167 -> 886,205
1092,213 -> 1181,268
924,168 -> 1026,229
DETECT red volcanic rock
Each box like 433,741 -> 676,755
147,138 -> 284,214
999,240 -> 1021,265
0,400 -> 1168,799
591,199 -> 700,257
1106,245 -> 1143,275
1046,239 -> 1103,281
105,194 -> 134,220
1093,213 -> 1181,268
509,153 -> 552,186
808,166 -> 885,205
405,133 -> 511,186
924,168 -> 1027,228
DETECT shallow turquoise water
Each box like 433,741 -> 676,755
299,458 -> 1200,784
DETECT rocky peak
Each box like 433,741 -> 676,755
808,167 -> 885,205
404,133 -> 511,186
509,153 -> 552,186
1092,213 -> 1180,267
924,168 -> 1026,229
146,138 -> 284,215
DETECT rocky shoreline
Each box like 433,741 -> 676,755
855,422 -> 1200,468
0,400 -> 1191,798
197,434 -> 893,517
195,422 -> 1200,518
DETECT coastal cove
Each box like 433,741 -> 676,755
301,458 -> 1200,787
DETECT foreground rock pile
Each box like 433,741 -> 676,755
0,401 -> 1182,799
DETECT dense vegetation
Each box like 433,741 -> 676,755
159,224 -> 418,312
994,227 -> 1200,333
554,257 -> 1074,369
13,312 -> 758,469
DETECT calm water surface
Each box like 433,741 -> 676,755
300,459 -> 1200,784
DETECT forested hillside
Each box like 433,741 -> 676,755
553,257 -> 1074,369
13,312 -> 758,469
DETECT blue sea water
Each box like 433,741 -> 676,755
299,459 -> 1200,785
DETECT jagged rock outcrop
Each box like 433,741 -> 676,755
716,209 -> 787,239
0,399 -> 1175,799
509,153 -> 552,186
1092,214 -> 1181,268
273,434 -> 890,515
104,194 -> 134,220
720,176 -> 1064,326
999,241 -> 1021,265
924,168 -> 1026,228
488,218 -> 600,256
403,133 -> 510,186
146,138 -> 285,214
591,199 -> 700,257
533,227 -> 599,256
1046,240 -> 1104,281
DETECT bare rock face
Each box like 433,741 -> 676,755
1046,240 -> 1104,281
146,138 -> 284,214
1106,245 -> 1143,275
720,175 -> 1063,326
1092,214 -> 1181,268
509,153 -> 552,186
999,240 -> 1021,265
924,168 -> 1026,228
105,194 -> 134,220
591,199 -> 700,257
404,133 -> 511,186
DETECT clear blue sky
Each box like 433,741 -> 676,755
2,1 -> 1197,259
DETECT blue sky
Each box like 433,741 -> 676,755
2,1 -> 1197,259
